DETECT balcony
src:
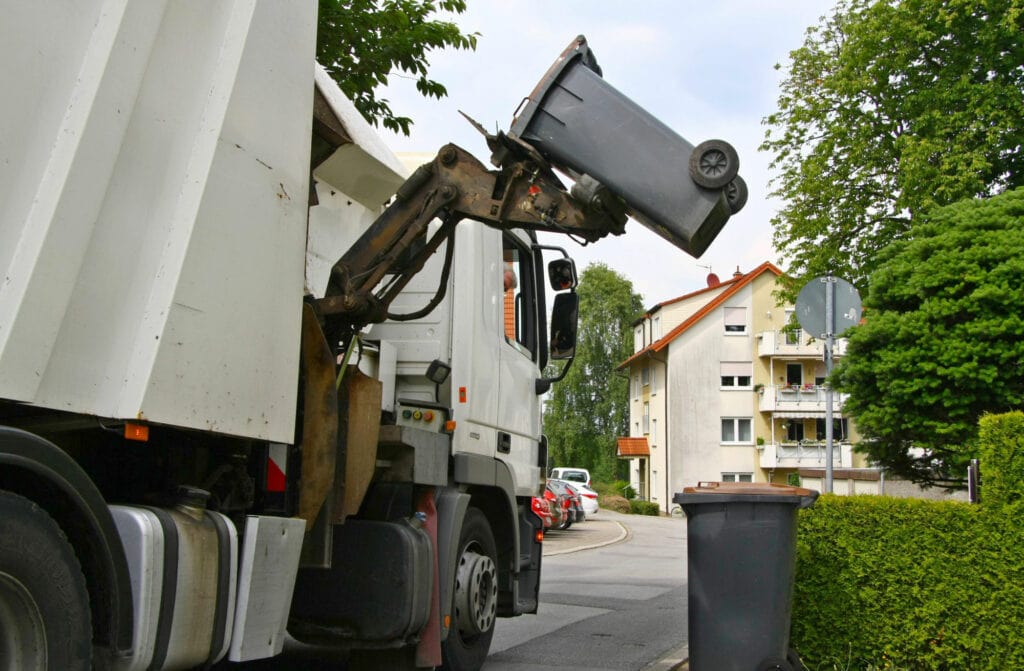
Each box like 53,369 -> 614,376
758,441 -> 853,469
758,384 -> 848,414
757,330 -> 847,358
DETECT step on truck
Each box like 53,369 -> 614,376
0,3 -> 745,670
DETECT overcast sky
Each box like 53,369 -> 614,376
379,1 -> 837,309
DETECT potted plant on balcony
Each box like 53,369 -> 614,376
753,383 -> 764,394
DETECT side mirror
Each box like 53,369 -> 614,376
549,292 -> 579,360
548,258 -> 578,291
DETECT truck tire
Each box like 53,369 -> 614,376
441,508 -> 497,671
0,490 -> 92,671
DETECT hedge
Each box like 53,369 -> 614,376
792,495 -> 1024,670
977,411 -> 1024,508
628,499 -> 661,516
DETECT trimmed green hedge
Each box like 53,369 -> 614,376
978,411 -> 1024,508
792,495 -> 1024,670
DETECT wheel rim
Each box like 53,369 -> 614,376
453,544 -> 497,638
0,572 -> 48,670
698,149 -> 730,179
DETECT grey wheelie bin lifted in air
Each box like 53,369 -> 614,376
673,482 -> 818,671
507,35 -> 747,259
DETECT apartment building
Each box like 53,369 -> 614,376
617,262 -> 867,512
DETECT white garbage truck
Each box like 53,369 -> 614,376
0,3 -> 745,670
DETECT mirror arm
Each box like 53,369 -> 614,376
535,356 -> 575,395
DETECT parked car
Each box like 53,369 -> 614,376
548,479 -> 585,524
544,481 -> 572,530
550,467 -> 592,488
570,481 -> 600,516
531,496 -> 553,529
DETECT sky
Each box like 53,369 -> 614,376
378,1 -> 837,309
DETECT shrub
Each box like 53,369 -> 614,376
601,495 -> 631,514
628,500 -> 660,516
792,495 -> 1024,670
977,410 -> 1024,508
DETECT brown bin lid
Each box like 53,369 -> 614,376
681,481 -> 817,498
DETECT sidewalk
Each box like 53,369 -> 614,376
541,512 -> 629,556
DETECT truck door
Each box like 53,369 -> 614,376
496,233 -> 543,496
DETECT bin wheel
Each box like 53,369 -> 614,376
725,175 -> 748,214
757,657 -> 795,671
689,139 -> 739,189
787,648 -> 808,671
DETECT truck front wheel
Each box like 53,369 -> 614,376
441,508 -> 497,671
0,491 -> 92,671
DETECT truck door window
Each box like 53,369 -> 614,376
503,237 -> 536,358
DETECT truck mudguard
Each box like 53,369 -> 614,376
0,426 -> 134,658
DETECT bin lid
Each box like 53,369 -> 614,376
673,481 -> 819,508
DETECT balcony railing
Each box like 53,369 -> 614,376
757,330 -> 848,358
758,441 -> 853,469
758,384 -> 848,413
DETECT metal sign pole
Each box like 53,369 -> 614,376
824,275 -> 835,494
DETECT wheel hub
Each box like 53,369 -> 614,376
453,548 -> 497,637
0,571 -> 48,670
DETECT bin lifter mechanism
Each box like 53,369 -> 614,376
315,128 -> 628,346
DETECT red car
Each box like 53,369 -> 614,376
531,496 -> 553,529
544,482 -> 573,530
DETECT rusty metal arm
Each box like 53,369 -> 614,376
315,138 -> 627,342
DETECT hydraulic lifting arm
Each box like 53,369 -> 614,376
314,132 -> 628,346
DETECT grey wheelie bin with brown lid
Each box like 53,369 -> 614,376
673,482 -> 818,671
507,35 -> 747,259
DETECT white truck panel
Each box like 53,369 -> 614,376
0,1 -> 317,441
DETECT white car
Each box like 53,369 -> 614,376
549,467 -> 591,488
569,482 -> 600,516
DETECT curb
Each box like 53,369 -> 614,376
542,519 -> 630,556
644,644 -> 688,671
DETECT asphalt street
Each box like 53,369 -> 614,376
484,510 -> 690,671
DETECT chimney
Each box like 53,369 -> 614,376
733,266 -> 743,278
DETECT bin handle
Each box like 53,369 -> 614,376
695,481 -> 720,490
799,490 -> 820,509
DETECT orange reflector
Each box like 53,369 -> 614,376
535,530 -> 544,543
124,423 -> 149,442
458,387 -> 467,403
445,420 -> 457,433
444,615 -> 451,629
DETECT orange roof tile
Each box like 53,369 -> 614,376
617,437 -> 650,457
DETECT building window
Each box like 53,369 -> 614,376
721,418 -> 752,444
633,374 -> 640,400
786,363 -> 803,386
653,316 -> 662,340
650,366 -> 657,395
724,307 -> 746,334
785,421 -> 805,442
722,473 -> 753,483
651,418 -> 657,447
642,402 -> 650,434
785,326 -> 803,346
641,366 -> 650,386
634,326 -> 643,351
816,417 -> 849,440
720,362 -> 753,388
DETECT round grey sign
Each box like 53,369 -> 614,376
795,276 -> 862,338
